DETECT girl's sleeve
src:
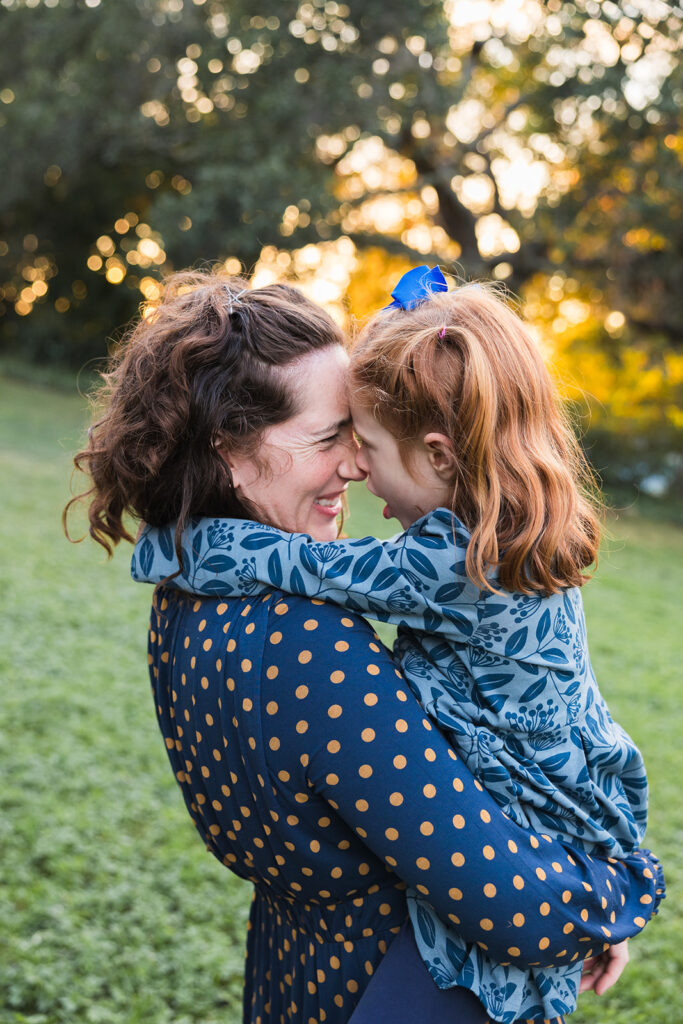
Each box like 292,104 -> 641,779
263,601 -> 664,971
132,512 -> 478,639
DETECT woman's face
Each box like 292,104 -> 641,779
226,346 -> 365,541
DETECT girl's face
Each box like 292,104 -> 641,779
352,404 -> 454,530
225,346 -> 365,542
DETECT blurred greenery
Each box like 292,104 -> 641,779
1,373 -> 681,1023
0,1 -> 681,491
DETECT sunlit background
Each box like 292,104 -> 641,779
0,0 -> 681,496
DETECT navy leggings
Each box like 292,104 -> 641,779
348,921 -> 564,1024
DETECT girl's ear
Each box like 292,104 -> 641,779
423,432 -> 457,479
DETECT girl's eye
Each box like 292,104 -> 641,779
321,433 -> 340,445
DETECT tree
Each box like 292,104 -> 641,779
0,0 -> 680,370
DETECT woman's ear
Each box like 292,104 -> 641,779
216,445 -> 247,491
422,432 -> 457,479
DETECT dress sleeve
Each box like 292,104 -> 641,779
132,513 -> 479,640
262,600 -> 664,972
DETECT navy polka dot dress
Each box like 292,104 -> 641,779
148,589 -> 664,1024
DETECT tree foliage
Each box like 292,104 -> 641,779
0,0 -> 680,388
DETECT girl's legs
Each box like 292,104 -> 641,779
348,920 -> 490,1024
348,921 -> 565,1024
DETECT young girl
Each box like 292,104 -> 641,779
133,269 -> 650,1023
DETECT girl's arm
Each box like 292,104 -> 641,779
133,510 -> 478,638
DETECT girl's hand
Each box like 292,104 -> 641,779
579,940 -> 630,995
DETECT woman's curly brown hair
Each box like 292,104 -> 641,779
64,268 -> 345,561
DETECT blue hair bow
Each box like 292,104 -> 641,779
384,265 -> 448,311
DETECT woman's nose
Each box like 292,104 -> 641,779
339,441 -> 366,482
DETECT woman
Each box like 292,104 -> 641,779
66,269 -> 663,1024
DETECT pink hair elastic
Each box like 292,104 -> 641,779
438,327 -> 447,338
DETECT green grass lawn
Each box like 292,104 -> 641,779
1,373 -> 680,1024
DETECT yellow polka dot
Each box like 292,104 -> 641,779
536,867 -> 546,880
242,697 -> 253,711
540,901 -> 550,916
529,835 -> 539,848
364,692 -> 378,706
539,936 -> 550,950
423,783 -> 436,798
385,827 -> 399,841
451,852 -> 465,866
226,638 -> 236,652
513,913 -> 525,927
265,665 -> 278,680
241,658 -> 252,672
296,720 -> 309,734
563,922 -> 574,934
328,704 -> 342,719
452,777 -> 464,792
266,701 -> 278,715
389,792 -> 403,806
203,638 -> 212,652
359,764 -> 373,779
200,677 -> 209,690
452,814 -> 465,829
330,670 -> 345,683
298,650 -> 312,664
341,617 -> 354,628
226,677 -> 235,691
507,946 -> 520,957
304,618 -> 318,631
480,918 -> 494,931
269,737 -> 280,751
275,602 -> 288,615
394,754 -> 406,769
416,856 -> 430,870
326,773 -> 339,786
395,718 -> 408,733
633,916 -> 646,927
327,739 -> 340,753
356,799 -> 369,812
361,728 -> 375,742
484,883 -> 496,898
245,622 -> 255,634
508,839 -> 518,853
513,874 -> 524,890
420,821 -> 434,836
449,887 -> 463,900
295,684 -> 308,700
367,663 -> 380,675
424,747 -> 436,761
335,640 -> 349,652
483,845 -> 495,860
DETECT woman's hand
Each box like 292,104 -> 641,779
579,940 -> 629,996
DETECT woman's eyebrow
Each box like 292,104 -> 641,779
310,417 -> 352,438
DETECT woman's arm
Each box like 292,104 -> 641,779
263,601 -> 664,970
133,511 -> 479,639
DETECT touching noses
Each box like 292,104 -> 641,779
339,436 -> 366,482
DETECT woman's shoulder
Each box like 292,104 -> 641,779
157,584 -> 380,644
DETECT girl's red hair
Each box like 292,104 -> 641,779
351,283 -> 602,595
